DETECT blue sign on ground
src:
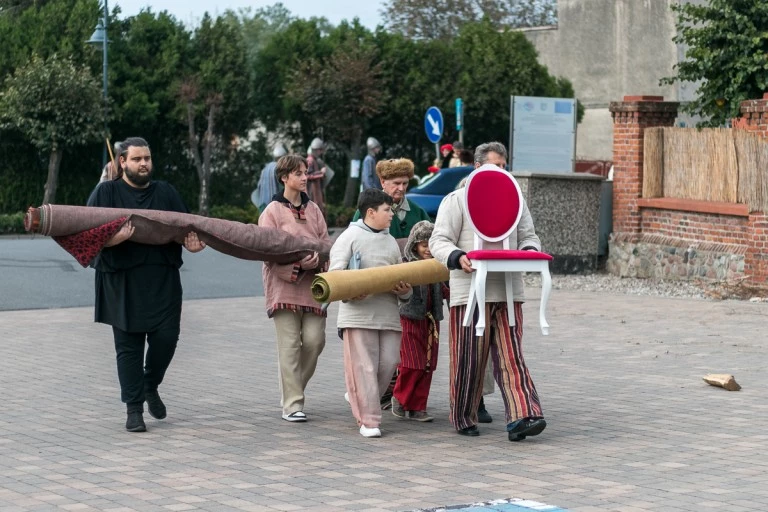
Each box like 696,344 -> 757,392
424,106 -> 443,143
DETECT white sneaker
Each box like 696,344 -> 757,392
282,411 -> 307,422
344,392 -> 349,403
359,425 -> 381,438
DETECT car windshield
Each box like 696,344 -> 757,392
410,167 -> 473,195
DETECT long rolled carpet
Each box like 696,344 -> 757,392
311,259 -> 449,303
25,204 -> 331,267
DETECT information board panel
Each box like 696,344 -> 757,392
510,96 -> 576,173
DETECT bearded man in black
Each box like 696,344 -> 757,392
87,137 -> 206,432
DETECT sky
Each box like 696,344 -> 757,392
113,0 -> 386,29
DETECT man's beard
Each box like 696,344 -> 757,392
124,166 -> 152,186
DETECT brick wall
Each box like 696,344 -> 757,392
607,94 -> 768,285
640,209 -> 750,246
737,93 -> 768,138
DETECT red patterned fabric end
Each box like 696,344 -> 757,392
53,217 -> 128,267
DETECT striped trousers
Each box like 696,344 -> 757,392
448,302 -> 543,430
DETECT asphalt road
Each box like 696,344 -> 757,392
0,237 -> 264,311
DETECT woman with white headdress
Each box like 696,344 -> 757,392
306,137 -> 327,213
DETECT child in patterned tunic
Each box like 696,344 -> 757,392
391,220 -> 449,421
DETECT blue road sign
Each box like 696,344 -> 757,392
424,106 -> 443,144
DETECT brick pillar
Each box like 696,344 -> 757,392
739,94 -> 768,285
745,214 -> 768,285
608,96 -> 679,236
738,92 -> 768,138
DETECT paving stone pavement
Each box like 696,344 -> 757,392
1,290 -> 767,512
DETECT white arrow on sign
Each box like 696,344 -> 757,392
427,114 -> 441,136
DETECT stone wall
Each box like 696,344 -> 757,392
517,171 -> 603,273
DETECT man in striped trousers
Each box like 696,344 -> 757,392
429,141 -> 547,441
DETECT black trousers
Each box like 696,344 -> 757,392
112,324 -> 179,405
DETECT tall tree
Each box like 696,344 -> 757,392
0,54 -> 104,203
251,18 -> 331,141
0,0 -> 99,78
286,32 -> 385,206
106,9 -> 192,191
661,0 -> 768,127
182,13 -> 253,216
381,0 -> 557,41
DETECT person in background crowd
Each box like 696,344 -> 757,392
258,154 -> 331,423
352,158 -> 431,241
99,141 -> 124,183
458,148 -> 474,166
254,143 -> 287,211
448,141 -> 465,168
434,144 -> 453,169
361,136 -> 383,191
306,138 -> 328,213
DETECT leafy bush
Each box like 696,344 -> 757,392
325,204 -> 357,228
209,204 -> 260,224
0,212 -> 25,234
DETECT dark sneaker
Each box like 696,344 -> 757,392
406,410 -> 433,422
126,410 -> 146,432
457,425 -> 480,436
145,389 -> 167,420
507,417 -> 547,442
391,396 -> 405,418
477,397 -> 492,423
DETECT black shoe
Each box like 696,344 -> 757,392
126,409 -> 147,432
145,389 -> 167,420
457,425 -> 480,437
477,397 -> 493,424
507,417 -> 546,442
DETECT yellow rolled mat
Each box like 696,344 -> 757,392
312,259 -> 449,303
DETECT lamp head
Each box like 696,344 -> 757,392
86,20 -> 107,47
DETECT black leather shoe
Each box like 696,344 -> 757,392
507,417 -> 546,442
126,410 -> 147,432
477,397 -> 492,423
145,389 -> 167,420
457,425 -> 480,437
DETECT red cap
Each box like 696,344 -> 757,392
440,144 -> 453,152
427,165 -> 440,173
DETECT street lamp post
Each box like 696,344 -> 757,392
87,0 -> 109,168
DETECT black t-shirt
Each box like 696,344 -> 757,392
86,179 -> 189,332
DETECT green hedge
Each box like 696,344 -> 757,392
209,204 -> 260,224
0,212 -> 25,234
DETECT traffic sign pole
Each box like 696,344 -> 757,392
456,98 -> 463,145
